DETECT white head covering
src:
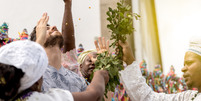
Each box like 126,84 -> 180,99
0,40 -> 48,91
187,36 -> 201,56
77,49 -> 97,64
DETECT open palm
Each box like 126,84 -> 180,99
88,37 -> 110,63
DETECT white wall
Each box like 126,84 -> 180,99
132,0 -> 143,65
155,0 -> 201,76
0,0 -> 101,50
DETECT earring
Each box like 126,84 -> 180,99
38,86 -> 40,90
0,77 -> 6,84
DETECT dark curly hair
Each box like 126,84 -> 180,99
0,63 -> 24,101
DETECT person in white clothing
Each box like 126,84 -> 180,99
0,13 -> 109,101
116,39 -> 201,101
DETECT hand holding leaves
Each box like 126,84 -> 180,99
89,0 -> 140,100
118,40 -> 135,65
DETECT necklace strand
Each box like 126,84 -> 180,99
191,92 -> 198,101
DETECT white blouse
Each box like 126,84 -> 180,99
120,61 -> 201,101
27,88 -> 74,101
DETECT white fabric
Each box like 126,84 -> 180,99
120,61 -> 200,101
187,36 -> 201,56
0,40 -> 48,91
77,49 -> 96,64
27,88 -> 74,101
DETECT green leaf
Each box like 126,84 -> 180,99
101,60 -> 107,66
107,17 -> 112,22
107,24 -> 111,29
109,71 -> 114,78
117,2 -> 121,6
105,64 -> 111,69
93,68 -> 99,72
106,11 -> 110,16
126,5 -> 131,11
109,7 -> 112,12
120,12 -> 124,17
112,60 -> 119,65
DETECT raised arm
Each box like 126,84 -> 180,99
62,0 -> 75,53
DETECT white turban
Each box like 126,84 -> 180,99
77,49 -> 97,64
187,36 -> 201,56
0,40 -> 48,91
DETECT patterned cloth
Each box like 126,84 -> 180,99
42,65 -> 87,93
120,61 -> 201,101
61,48 -> 82,76
112,63 -> 131,101
112,82 -> 131,101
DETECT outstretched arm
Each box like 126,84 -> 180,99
62,0 -> 75,53
72,70 -> 109,101
72,37 -> 110,101
118,41 -> 195,101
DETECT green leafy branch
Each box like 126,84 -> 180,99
90,51 -> 124,98
90,0 -> 140,99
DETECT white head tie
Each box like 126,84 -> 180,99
0,40 -> 48,91
187,36 -> 201,56
77,49 -> 97,64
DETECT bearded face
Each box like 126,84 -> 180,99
44,26 -> 64,49
44,31 -> 63,49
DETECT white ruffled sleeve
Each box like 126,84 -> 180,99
119,61 -> 197,101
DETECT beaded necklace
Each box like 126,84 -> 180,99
85,78 -> 90,85
191,92 -> 199,101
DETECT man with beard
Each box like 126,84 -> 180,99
30,0 -> 87,92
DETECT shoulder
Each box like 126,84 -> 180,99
64,67 -> 86,82
27,89 -> 74,101
64,66 -> 79,76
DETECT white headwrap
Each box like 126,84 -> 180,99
187,36 -> 201,56
0,40 -> 48,91
77,49 -> 97,64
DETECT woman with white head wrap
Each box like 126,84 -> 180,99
78,37 -> 110,84
0,13 -> 110,101
78,49 -> 97,81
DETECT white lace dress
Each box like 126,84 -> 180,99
120,61 -> 201,101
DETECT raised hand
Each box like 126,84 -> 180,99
88,37 -> 110,63
36,13 -> 49,46
63,0 -> 72,3
118,40 -> 135,65
96,37 -> 110,54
